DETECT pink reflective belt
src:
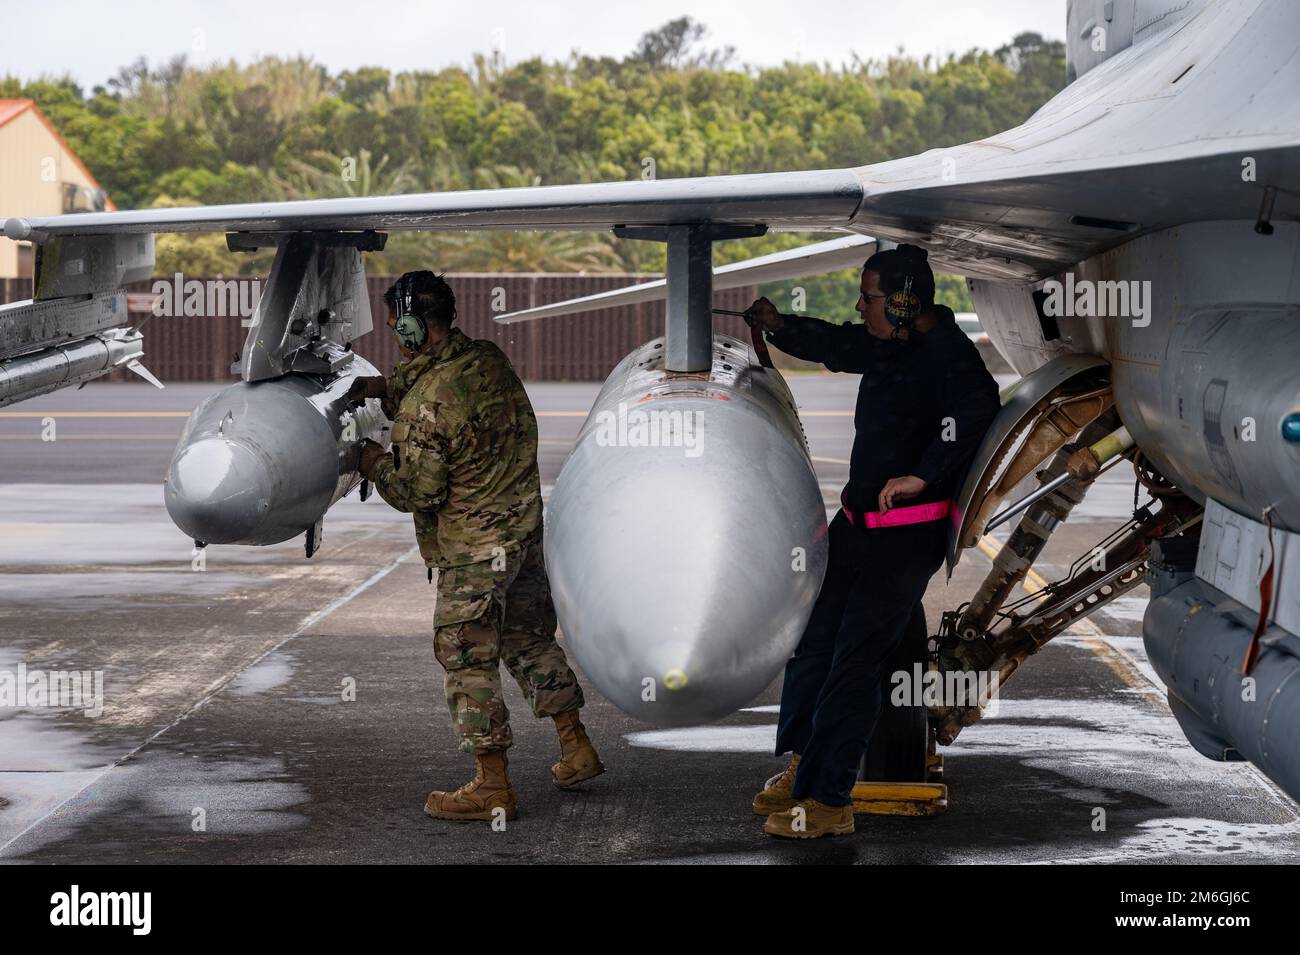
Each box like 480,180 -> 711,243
841,489 -> 951,530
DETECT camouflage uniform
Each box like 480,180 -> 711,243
366,327 -> 584,754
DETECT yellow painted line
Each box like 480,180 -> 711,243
976,531 -> 1113,640
976,533 -> 1050,596
0,411 -> 191,418
811,455 -> 850,466
970,533 -> 1148,699
971,532 -> 1160,696
975,534 -> 1004,563
1024,563 -> 1051,592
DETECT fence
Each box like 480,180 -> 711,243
1,275 -> 758,382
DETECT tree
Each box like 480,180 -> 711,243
275,147 -> 420,200
0,28 -> 1067,277
630,17 -> 735,70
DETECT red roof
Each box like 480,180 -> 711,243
0,98 -> 116,210
0,99 -> 34,127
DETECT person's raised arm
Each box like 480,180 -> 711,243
745,297 -> 886,374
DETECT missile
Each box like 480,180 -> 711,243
0,329 -> 149,409
164,355 -> 387,548
545,333 -> 829,726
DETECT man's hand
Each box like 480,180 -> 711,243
878,475 -> 927,513
346,375 -> 387,404
358,438 -> 388,477
743,296 -> 784,332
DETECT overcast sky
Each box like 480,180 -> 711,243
3,0 -> 1064,88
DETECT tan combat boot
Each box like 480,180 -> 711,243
551,709 -> 605,788
752,753 -> 801,816
424,751 -> 519,822
763,799 -> 855,839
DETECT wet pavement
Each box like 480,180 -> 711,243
1,378 -> 1296,864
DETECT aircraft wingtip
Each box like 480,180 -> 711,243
2,217 -> 32,241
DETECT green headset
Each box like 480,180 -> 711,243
392,274 -> 429,352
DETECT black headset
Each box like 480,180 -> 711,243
393,273 -> 417,320
884,274 -> 922,330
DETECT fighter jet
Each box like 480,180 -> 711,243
2,1 -> 1298,795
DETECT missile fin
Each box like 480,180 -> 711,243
125,359 -> 164,390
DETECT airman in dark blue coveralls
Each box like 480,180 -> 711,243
745,245 -> 1000,839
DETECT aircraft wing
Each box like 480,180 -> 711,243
3,170 -> 865,240
494,235 -> 876,324
4,0 -> 1297,287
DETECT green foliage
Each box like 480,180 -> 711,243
935,274 -> 975,313
755,269 -> 973,324
3,22 -> 1064,276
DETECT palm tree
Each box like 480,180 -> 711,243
274,147 -> 421,199
382,165 -> 626,273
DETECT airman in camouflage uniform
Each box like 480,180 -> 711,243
356,271 -> 604,822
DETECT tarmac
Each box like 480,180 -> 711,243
1,377 -> 1297,864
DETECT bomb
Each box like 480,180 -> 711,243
164,359 -> 387,549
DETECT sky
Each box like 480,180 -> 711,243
2,0 -> 1065,88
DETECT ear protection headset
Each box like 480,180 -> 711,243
885,274 -> 922,331
392,274 -> 429,351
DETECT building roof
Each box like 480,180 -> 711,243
0,99 -> 33,127
0,98 -> 116,211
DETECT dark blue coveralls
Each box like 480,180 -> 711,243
766,310 -> 1001,807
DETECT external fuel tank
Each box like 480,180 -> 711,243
544,333 -> 829,726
